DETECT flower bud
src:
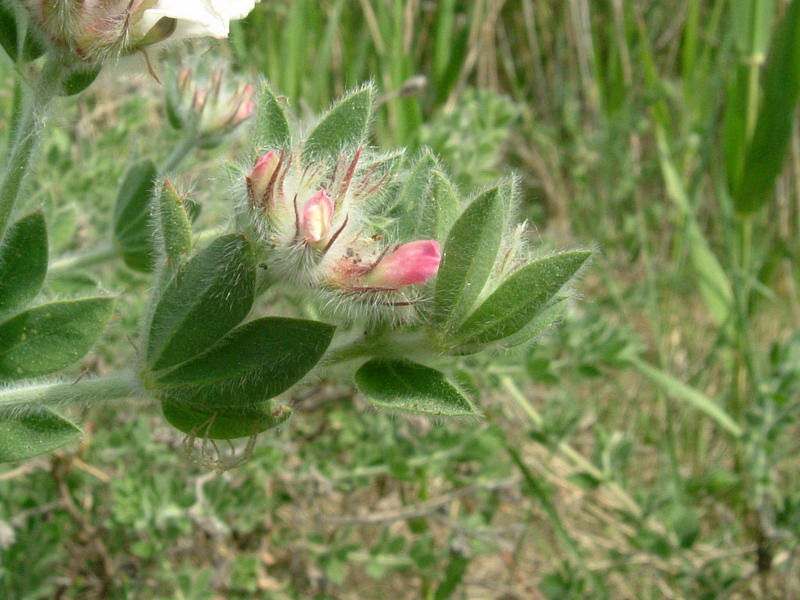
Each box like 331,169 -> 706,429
366,240 -> 441,289
247,151 -> 280,207
166,65 -> 256,147
299,189 -> 334,244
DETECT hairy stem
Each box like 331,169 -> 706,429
48,243 -> 118,276
0,370 -> 147,418
161,136 -> 197,173
0,57 -> 65,241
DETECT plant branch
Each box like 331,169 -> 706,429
0,370 -> 147,418
48,243 -> 118,276
0,57 -> 65,241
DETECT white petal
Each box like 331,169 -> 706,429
136,0 -> 232,40
209,0 -> 259,20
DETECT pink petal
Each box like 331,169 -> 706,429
371,240 -> 441,288
300,189 -> 334,243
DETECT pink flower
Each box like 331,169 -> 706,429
367,240 -> 441,288
299,189 -> 334,243
248,151 -> 279,205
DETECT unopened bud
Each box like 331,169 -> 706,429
299,190 -> 334,243
248,151 -> 279,205
367,240 -> 441,288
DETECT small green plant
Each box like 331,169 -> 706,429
0,2 -> 590,469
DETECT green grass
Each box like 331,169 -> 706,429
1,1 -> 800,598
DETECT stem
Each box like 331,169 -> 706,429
161,136 -> 197,173
0,57 -> 65,241
48,243 -> 118,276
47,224 -> 227,278
0,370 -> 146,417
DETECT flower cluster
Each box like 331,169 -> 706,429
21,0 -> 258,62
166,64 -> 255,147
246,146 -> 441,322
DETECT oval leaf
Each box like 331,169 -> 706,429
0,210 -> 48,322
60,67 -> 101,96
433,184 -> 508,328
255,83 -> 291,148
0,297 -> 115,380
419,169 -> 461,242
145,234 -> 256,371
113,159 -> 158,272
161,399 -> 291,440
355,359 -> 478,417
149,317 -> 335,407
389,150 -> 437,238
454,250 -> 591,346
155,180 -> 193,267
0,408 -> 82,463
303,85 -> 374,162
0,4 -> 17,62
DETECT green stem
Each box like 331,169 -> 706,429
0,370 -> 146,417
0,57 -> 65,242
48,243 -> 118,276
47,224 -> 226,278
161,136 -> 197,173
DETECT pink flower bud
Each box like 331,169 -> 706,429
300,189 -> 334,243
248,151 -> 279,205
368,240 -> 441,288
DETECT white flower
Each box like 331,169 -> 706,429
22,0 -> 260,63
135,0 -> 259,41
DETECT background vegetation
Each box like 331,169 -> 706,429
1,0 -> 799,598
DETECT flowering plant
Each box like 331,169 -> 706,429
0,8 -> 590,469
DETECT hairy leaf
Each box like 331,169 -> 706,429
0,408 -> 81,463
255,82 -> 291,148
0,210 -> 48,323
434,184 -> 508,328
113,159 -> 158,272
150,317 -> 335,407
454,251 -> 591,346
145,234 -> 256,371
303,85 -> 374,161
355,359 -> 477,417
0,297 -> 115,380
161,399 -> 291,440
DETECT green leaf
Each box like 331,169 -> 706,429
303,85 -> 374,162
454,251 -> 591,346
453,298 -> 568,354
161,399 -> 291,440
355,359 -> 478,417
149,317 -> 335,407
419,169 -> 461,242
0,408 -> 82,463
0,211 -> 48,322
0,3 -> 17,61
254,83 -> 291,148
0,5 -> 45,62
113,159 -> 158,272
155,180 -> 192,267
59,67 -> 101,96
735,0 -> 800,213
629,357 -> 742,437
145,234 -> 256,371
389,150 -> 437,238
0,297 -> 115,380
433,184 -> 508,328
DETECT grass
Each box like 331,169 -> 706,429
1,0 -> 800,598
